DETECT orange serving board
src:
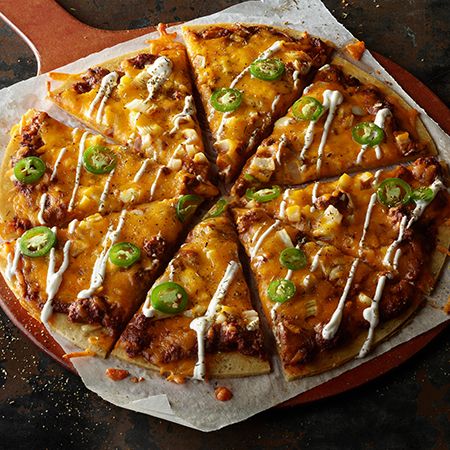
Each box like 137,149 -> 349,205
0,0 -> 449,407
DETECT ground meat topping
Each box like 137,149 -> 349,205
127,53 -> 158,69
19,112 -> 47,153
73,67 -> 110,94
143,235 -> 167,260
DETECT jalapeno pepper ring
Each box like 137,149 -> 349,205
14,156 -> 46,184
292,97 -> 324,121
377,178 -> 412,207
411,186 -> 435,202
267,279 -> 296,303
245,186 -> 281,203
83,145 -> 117,174
279,247 -> 307,270
176,194 -> 202,222
210,88 -> 243,112
249,58 -> 285,81
19,226 -> 56,257
205,198 -> 227,219
150,281 -> 188,314
109,242 -> 141,268
352,122 -> 385,146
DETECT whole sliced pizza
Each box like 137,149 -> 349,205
0,24 -> 448,390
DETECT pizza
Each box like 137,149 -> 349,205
112,203 -> 269,382
0,197 -> 200,357
233,57 -> 436,196
182,23 -> 333,182
0,23 -> 448,387
0,109 -> 218,240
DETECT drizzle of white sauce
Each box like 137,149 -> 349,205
356,108 -> 391,165
357,275 -> 387,358
310,247 -> 323,272
315,90 -> 344,175
299,120 -> 316,160
144,57 -> 173,102
41,235 -> 72,324
383,216 -> 408,268
322,258 -> 360,340
393,248 -> 402,270
275,134 -> 287,165
310,181 -> 320,212
133,158 -> 150,182
190,261 -> 239,380
250,220 -> 280,258
358,192 -> 377,255
5,240 -> 21,281
170,95 -> 195,134
50,147 -> 67,181
149,166 -> 164,200
37,193 -> 48,224
77,210 -> 127,299
87,72 -> 119,121
68,219 -> 78,234
271,94 -> 281,114
407,179 -> 445,228
278,189 -> 291,219
98,169 -> 115,212
68,131 -> 90,212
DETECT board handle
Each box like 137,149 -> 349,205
0,0 -> 155,74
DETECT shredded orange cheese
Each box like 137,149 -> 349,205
62,349 -> 95,359
345,40 -> 366,61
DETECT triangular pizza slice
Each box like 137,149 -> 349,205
183,23 -> 333,181
233,57 -> 436,195
233,157 -> 450,287
0,197 -> 200,357
0,110 -> 217,239
232,207 -> 425,380
48,27 -> 212,171
112,204 -> 269,382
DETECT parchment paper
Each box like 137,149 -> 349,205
0,0 -> 449,432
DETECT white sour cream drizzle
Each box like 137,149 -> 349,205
37,193 -> 48,224
144,56 -> 173,102
98,169 -> 115,212
383,216 -> 407,268
250,220 -> 280,258
315,90 -> 344,174
5,240 -> 21,281
407,179 -> 445,228
271,94 -> 281,114
358,274 -> 387,358
133,158 -> 150,182
358,193 -> 377,255
190,260 -> 239,380
310,247 -> 323,272
275,134 -> 287,165
77,210 -> 127,299
321,258 -> 360,340
278,189 -> 290,219
41,229 -> 72,324
299,120 -> 316,160
50,147 -> 67,181
356,108 -> 391,164
87,72 -> 119,121
170,95 -> 195,134
310,181 -> 320,212
68,131 -> 90,212
149,166 -> 164,200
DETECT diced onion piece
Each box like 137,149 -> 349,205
242,309 -> 260,331
304,299 -> 317,318
337,173 -> 353,190
358,292 -> 373,306
286,205 -> 301,222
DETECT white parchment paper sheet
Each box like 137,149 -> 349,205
1,0 -> 449,432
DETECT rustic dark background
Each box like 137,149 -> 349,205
0,1 -> 449,449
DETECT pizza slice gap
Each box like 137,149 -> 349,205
0,196 -> 201,357
112,203 -> 270,382
182,23 -> 333,182
232,206 -> 425,380
48,27 -> 214,181
233,157 -> 450,291
0,109 -> 217,239
233,57 -> 437,195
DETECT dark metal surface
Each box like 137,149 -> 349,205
0,1 -> 449,448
